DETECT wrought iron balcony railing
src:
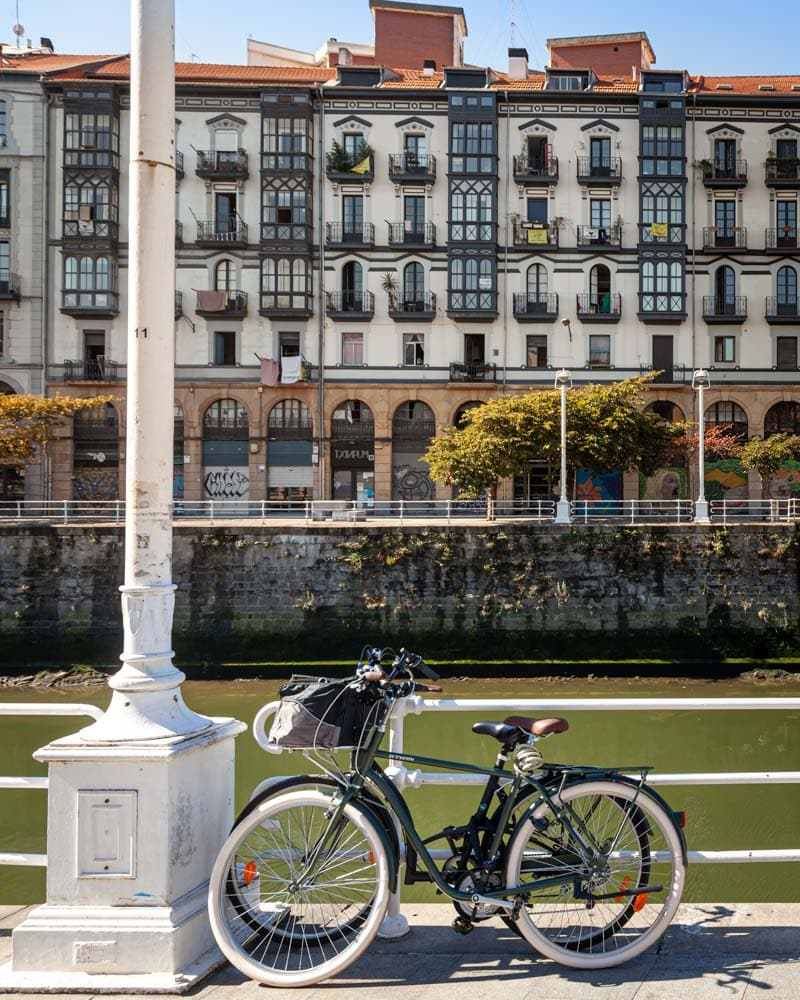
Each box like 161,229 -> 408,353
325,290 -> 375,317
512,292 -> 558,319
701,159 -> 747,184
388,291 -> 436,318
388,152 -> 436,181
512,155 -> 558,182
196,218 -> 248,244
765,157 -> 800,183
576,156 -> 622,182
449,362 -> 497,383
326,222 -> 375,245
387,221 -> 436,246
195,149 -> 249,178
63,358 -> 119,381
576,292 -> 622,318
703,227 -> 747,249
702,295 -> 747,320
766,296 -> 799,320
194,289 -> 248,317
766,228 -> 798,249
576,224 -> 621,247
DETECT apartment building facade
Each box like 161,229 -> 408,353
6,7 -> 800,505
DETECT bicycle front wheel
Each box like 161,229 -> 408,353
504,778 -> 685,968
208,789 -> 391,987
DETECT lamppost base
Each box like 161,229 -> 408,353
554,500 -> 572,524
695,500 -> 711,524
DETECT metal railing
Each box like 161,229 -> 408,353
325,290 -> 375,315
0,703 -> 104,867
325,222 -> 375,245
576,156 -> 622,180
512,292 -> 558,317
702,295 -> 748,319
388,152 -> 436,179
703,227 -> 748,249
195,149 -> 248,177
252,693 -> 800,928
2,498 -> 799,525
387,221 -> 436,245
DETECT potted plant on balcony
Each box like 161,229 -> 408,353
381,271 -> 398,311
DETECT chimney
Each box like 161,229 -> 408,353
40,36 -> 54,52
508,47 -> 529,80
422,58 -> 436,77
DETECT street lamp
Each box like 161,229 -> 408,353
554,367 -> 572,524
692,368 -> 711,524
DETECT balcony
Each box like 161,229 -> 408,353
63,358 -> 119,381
326,222 -> 375,247
700,159 -> 748,188
703,227 -> 747,250
196,218 -> 248,247
448,362 -> 497,383
259,292 -> 313,319
703,296 -> 747,323
766,297 -> 800,324
61,290 -> 119,317
175,150 -> 184,180
387,221 -> 436,248
576,156 -> 622,185
0,272 -> 21,300
765,157 -> 800,187
388,291 -> 436,322
325,290 -> 375,321
388,152 -> 436,184
576,225 -> 621,248
194,289 -> 248,319
331,419 -> 375,441
63,149 -> 120,171
195,149 -> 249,180
261,221 -> 312,244
62,219 -> 119,243
175,290 -> 183,319
766,228 -> 798,251
576,292 -> 622,322
512,292 -> 558,322
513,223 -> 558,249
446,291 -> 498,321
326,149 -> 374,184
512,154 -> 558,185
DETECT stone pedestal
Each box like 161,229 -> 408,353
0,717 -> 245,993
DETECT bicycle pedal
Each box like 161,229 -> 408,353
451,916 -> 474,935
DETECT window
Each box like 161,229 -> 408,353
342,331 -> 363,366
268,399 -> 312,437
714,139 -> 737,178
64,177 -> 117,224
776,200 -> 797,246
777,266 -> 798,313
705,401 -> 748,439
403,333 -> 425,366
215,259 -> 237,291
714,200 -> 736,245
777,337 -> 799,370
525,136 -> 549,172
403,195 -> 425,238
714,266 -> 736,312
589,198 -> 611,241
403,262 -> 424,307
776,139 -> 798,179
450,122 -> 494,173
590,137 -> 612,173
589,335 -> 611,367
342,194 -> 364,238
342,132 -> 364,161
0,99 -> 6,146
261,116 -> 308,170
641,261 -> 683,313
0,311 -> 4,355
204,398 -> 248,431
714,335 -> 736,363
0,171 -> 8,227
547,74 -> 588,91
0,242 -> 8,288
341,260 -> 363,311
526,197 -> 548,224
214,331 -> 236,366
589,264 -> 612,313
449,257 -> 494,310
450,182 -> 493,240
526,335 -> 547,368
403,133 -> 426,161
64,111 -> 119,167
63,255 -> 117,307
641,126 -> 683,176
641,181 -> 683,240
261,257 -> 310,311
262,186 -> 306,239
766,401 -> 800,436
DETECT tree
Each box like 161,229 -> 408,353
738,434 -> 800,496
0,393 -> 114,467
667,422 -> 744,465
423,377 -> 674,497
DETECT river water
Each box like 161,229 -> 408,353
1,676 -> 799,905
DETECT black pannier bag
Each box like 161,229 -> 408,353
268,675 -> 385,749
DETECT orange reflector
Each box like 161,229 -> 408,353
633,893 -> 648,912
614,874 -> 631,904
369,851 -> 375,865
243,861 -> 257,885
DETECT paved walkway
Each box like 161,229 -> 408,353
1,902 -> 798,999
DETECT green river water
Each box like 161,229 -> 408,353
1,676 -> 799,905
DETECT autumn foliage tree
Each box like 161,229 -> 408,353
423,377 -> 675,497
0,394 -> 114,467
738,433 -> 800,496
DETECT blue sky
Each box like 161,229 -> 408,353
4,0 -> 799,75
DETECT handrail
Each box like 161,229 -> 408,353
0,703 -> 104,867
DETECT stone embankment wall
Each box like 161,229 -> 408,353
0,523 -> 798,658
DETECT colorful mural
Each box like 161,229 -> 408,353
766,460 -> 800,500
575,469 -> 622,513
73,469 -> 119,500
704,459 -> 748,504
639,467 -> 686,501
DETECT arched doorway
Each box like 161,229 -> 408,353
590,263 -> 612,313
331,400 -> 374,502
0,380 -> 25,500
341,261 -> 363,312
392,401 -> 435,501
714,265 -> 736,314
72,402 -> 120,499
765,401 -> 800,436
705,400 -> 748,441
453,401 -> 483,427
267,399 -> 313,501
202,399 -> 249,501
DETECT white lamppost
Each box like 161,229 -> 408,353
554,367 -> 572,524
693,368 -> 711,524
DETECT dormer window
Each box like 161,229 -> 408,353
546,72 -> 590,92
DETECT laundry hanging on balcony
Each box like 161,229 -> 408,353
259,358 -> 279,387
281,355 -> 302,384
351,156 -> 371,174
650,222 -> 669,237
527,228 -> 548,244
195,289 -> 228,311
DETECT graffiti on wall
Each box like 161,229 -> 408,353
203,467 -> 249,500
393,464 -> 435,501
73,469 -> 119,500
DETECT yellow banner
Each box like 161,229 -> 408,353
527,228 -> 548,244
650,222 -> 668,237
350,156 -> 372,174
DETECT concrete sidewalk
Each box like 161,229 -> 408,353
1,903 -> 798,999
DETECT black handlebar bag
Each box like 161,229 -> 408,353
268,675 -> 385,750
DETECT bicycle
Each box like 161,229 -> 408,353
208,647 -> 687,987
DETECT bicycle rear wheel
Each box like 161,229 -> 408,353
504,778 -> 685,968
208,789 -> 391,987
